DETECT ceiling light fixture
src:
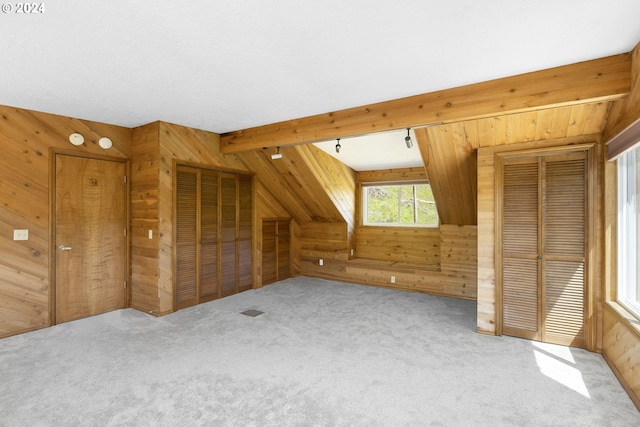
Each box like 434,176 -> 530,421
98,137 -> 113,149
271,147 -> 282,160
335,138 -> 341,153
69,132 -> 84,146
405,128 -> 413,148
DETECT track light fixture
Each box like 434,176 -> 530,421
335,138 -> 341,153
405,128 -> 413,148
271,146 -> 283,160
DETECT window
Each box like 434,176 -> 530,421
618,144 -> 640,317
362,182 -> 438,227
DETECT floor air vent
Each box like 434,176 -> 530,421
241,309 -> 264,317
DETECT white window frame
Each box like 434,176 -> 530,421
617,145 -> 640,317
361,180 -> 439,228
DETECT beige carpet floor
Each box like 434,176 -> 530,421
1,277 -> 638,426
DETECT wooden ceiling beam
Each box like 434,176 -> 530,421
220,53 -> 631,153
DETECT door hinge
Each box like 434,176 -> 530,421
124,228 -> 127,236
124,175 -> 127,184
124,281 -> 127,289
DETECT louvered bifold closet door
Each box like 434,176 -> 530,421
175,168 -> 198,309
238,176 -> 253,291
542,154 -> 586,347
220,174 -> 238,296
262,221 -> 277,285
502,158 -> 540,340
277,220 -> 291,281
199,170 -> 219,302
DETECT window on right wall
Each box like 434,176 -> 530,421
362,181 -> 439,227
617,144 -> 640,317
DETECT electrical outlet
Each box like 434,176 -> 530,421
390,275 -> 396,284
350,249 -> 354,256
148,229 -> 153,239
319,259 -> 324,266
13,229 -> 29,241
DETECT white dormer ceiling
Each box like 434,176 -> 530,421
313,129 -> 423,171
1,0 -> 639,139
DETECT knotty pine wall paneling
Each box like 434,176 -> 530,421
601,40 -> 640,408
416,103 -> 611,227
355,168 -> 440,265
0,105 -> 131,338
157,123 -> 249,313
298,224 -> 477,299
297,167 -> 477,299
130,122 -> 161,314
131,121 -> 252,315
603,303 -> 640,410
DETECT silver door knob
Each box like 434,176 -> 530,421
58,245 -> 72,251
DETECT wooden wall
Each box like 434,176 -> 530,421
298,223 -> 477,299
355,167 -> 440,266
601,41 -> 640,409
416,102 -> 611,226
292,166 -> 477,299
0,105 -> 131,338
355,227 -> 441,265
603,303 -> 640,409
131,121 -> 251,315
130,122 -> 161,314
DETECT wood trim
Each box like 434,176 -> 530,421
177,158 -> 255,176
48,149 -> 56,326
604,161 -> 618,302
494,155 -> 504,335
357,167 -> 427,183
585,145 -> 598,350
252,176 -> 259,289
220,54 -> 630,152
606,115 -> 640,160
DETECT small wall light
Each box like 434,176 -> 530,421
405,128 -> 413,148
335,138 -> 341,153
271,147 -> 283,160
69,133 -> 84,146
98,137 -> 113,149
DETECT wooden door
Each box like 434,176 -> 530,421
500,151 -> 587,348
175,167 -> 198,309
262,221 -> 277,285
502,158 -> 540,341
199,170 -> 219,302
262,219 -> 290,286
55,154 -> 127,323
542,154 -> 586,346
175,167 -> 220,309
238,175 -> 253,292
220,173 -> 238,296
174,166 -> 252,309
277,220 -> 291,281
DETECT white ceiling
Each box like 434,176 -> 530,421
1,0 -> 640,170
313,129 -> 423,171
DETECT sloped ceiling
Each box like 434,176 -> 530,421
416,102 -> 613,225
237,145 -> 356,224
